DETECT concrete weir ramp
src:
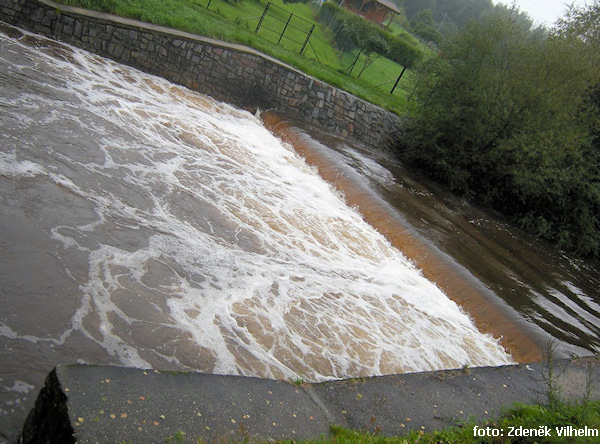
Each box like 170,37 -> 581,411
21,358 -> 600,443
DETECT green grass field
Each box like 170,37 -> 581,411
61,0 -> 416,114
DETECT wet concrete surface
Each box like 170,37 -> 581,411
21,357 -> 600,443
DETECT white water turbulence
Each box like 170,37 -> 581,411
0,25 -> 512,396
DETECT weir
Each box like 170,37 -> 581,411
0,23 -> 516,441
1,3 -> 599,442
262,113 -> 543,364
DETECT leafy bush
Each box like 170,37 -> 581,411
401,6 -> 600,257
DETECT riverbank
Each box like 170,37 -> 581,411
0,21 -> 517,441
21,358 -> 600,442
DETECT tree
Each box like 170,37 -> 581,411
490,2 -> 534,27
356,34 -> 389,78
402,0 -> 494,30
402,0 -> 436,19
556,0 -> 600,50
410,9 -> 442,44
401,6 -> 600,256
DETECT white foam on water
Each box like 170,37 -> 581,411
0,151 -> 47,178
0,27 -> 513,382
5,381 -> 35,395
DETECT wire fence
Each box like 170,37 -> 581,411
255,2 -> 317,58
202,0 -> 414,95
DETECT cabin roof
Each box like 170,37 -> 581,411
373,0 -> 402,15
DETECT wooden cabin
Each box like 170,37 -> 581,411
338,0 -> 401,26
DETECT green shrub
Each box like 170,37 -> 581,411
402,6 -> 600,257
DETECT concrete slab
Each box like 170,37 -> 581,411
23,365 -> 330,443
314,357 -> 600,435
20,357 -> 600,443
313,363 -> 549,434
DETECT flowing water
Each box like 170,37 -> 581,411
2,23 -> 600,442
0,24 -> 520,440
262,116 -> 600,364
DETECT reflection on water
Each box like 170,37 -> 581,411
0,24 -> 512,440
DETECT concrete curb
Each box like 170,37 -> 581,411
21,357 -> 600,443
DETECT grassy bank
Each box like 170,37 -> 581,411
324,400 -> 600,443
60,0 -> 416,114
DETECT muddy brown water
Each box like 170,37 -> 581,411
1,22 -> 599,442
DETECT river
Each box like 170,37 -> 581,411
0,23 -> 598,442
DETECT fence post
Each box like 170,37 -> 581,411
390,66 -> 406,94
300,24 -> 315,54
278,13 -> 293,44
256,2 -> 271,33
347,50 -> 362,75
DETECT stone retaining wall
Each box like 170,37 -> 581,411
0,0 -> 403,149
